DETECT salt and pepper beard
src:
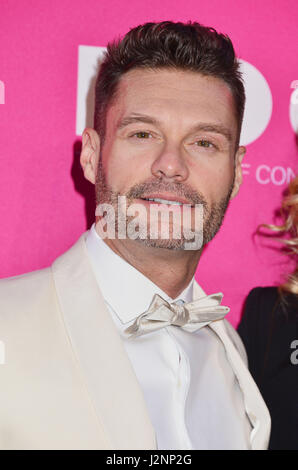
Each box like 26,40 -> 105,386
95,156 -> 235,251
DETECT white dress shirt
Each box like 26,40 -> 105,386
85,223 -> 252,450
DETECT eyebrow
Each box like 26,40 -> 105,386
116,113 -> 233,144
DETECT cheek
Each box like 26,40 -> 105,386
190,158 -> 234,201
103,143 -> 151,192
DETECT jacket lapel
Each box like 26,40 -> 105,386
192,281 -> 271,450
51,231 -> 156,450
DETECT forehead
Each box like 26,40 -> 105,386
107,68 -> 238,134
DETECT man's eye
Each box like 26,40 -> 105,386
131,132 -> 152,139
195,140 -> 215,148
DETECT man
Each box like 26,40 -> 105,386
0,21 -> 271,450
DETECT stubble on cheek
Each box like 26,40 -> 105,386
94,155 -> 235,248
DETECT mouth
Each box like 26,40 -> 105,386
138,195 -> 195,207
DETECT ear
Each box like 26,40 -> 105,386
80,127 -> 100,184
229,145 -> 246,200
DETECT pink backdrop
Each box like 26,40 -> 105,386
0,0 -> 297,326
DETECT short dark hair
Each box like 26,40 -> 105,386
94,20 -> 245,150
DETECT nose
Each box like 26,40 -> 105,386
151,142 -> 189,182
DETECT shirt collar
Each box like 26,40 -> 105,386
85,223 -> 194,324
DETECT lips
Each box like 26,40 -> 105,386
140,193 -> 194,206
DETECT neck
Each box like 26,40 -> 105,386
99,233 -> 202,300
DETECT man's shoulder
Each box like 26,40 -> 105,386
0,267 -> 58,348
0,230 -> 89,313
0,265 -> 52,289
0,265 -> 51,283
0,266 -> 51,284
0,266 -> 53,311
0,231 -> 88,297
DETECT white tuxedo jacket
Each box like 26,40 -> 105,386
0,231 -> 271,450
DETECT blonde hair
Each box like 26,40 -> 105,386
257,175 -> 298,298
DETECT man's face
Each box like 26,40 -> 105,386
94,68 -> 245,250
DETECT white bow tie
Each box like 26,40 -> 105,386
124,292 -> 230,338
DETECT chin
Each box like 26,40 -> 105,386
132,236 -> 194,251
